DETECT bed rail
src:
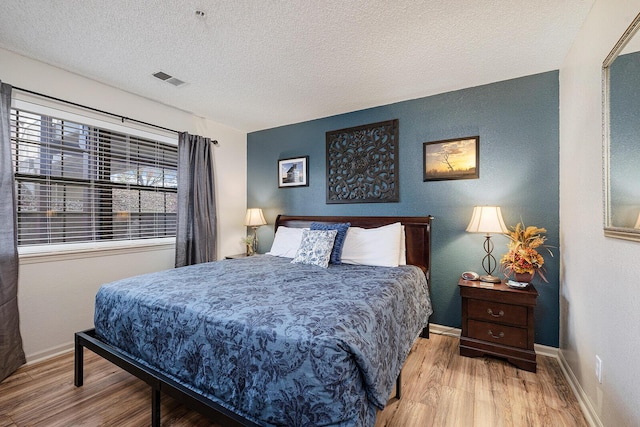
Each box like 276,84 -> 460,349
74,329 -> 258,427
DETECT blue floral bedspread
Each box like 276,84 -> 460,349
94,255 -> 432,426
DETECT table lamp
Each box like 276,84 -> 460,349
466,206 -> 508,283
244,208 -> 267,254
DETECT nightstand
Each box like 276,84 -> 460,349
459,278 -> 538,372
225,253 -> 250,259
225,253 -> 262,259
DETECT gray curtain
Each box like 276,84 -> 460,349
0,81 -> 25,382
175,132 -> 217,267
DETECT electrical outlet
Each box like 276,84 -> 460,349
595,355 -> 603,383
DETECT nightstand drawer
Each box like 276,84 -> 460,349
467,299 -> 527,326
467,319 -> 528,349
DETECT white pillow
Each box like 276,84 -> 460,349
399,225 -> 406,265
341,222 -> 403,267
266,226 -> 308,258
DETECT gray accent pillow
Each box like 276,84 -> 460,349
291,229 -> 338,268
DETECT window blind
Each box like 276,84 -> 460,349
10,108 -> 177,247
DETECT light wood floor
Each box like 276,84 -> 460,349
0,333 -> 588,427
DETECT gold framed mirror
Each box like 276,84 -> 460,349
603,12 -> 640,241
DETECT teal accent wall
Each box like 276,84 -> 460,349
247,71 -> 560,347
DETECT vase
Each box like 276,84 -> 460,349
514,272 -> 533,283
245,244 -> 254,256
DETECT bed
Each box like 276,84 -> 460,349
74,214 -> 433,426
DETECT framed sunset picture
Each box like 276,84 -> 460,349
423,136 -> 479,181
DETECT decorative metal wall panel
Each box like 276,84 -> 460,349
326,119 -> 399,204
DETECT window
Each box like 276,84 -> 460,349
10,108 -> 177,247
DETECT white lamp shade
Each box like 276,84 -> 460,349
244,208 -> 267,227
466,206 -> 508,234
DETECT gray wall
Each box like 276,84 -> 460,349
248,71 -> 559,347
560,2 -> 640,424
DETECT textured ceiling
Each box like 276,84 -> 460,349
0,0 -> 594,132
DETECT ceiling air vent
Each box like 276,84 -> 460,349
152,71 -> 187,87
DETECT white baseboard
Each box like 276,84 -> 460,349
25,341 -> 74,365
557,351 -> 603,427
429,323 -> 461,337
429,323 -> 600,427
534,342 -> 558,358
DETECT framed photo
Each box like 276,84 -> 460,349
423,136 -> 479,181
278,156 -> 309,188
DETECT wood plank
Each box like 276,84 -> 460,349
0,335 -> 589,426
473,359 -> 514,427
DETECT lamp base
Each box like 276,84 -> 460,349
252,227 -> 259,254
479,274 -> 502,283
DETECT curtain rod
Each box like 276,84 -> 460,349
12,86 -> 219,145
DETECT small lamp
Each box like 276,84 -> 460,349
466,206 -> 508,283
244,208 -> 267,254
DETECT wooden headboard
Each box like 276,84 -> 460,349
275,214 -> 434,284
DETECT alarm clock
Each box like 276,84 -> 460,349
461,271 -> 480,280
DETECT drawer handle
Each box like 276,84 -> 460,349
487,308 -> 504,317
488,330 -> 504,339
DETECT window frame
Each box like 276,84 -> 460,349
11,98 -> 178,258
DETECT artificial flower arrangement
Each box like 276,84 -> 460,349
500,222 -> 553,282
241,235 -> 255,256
